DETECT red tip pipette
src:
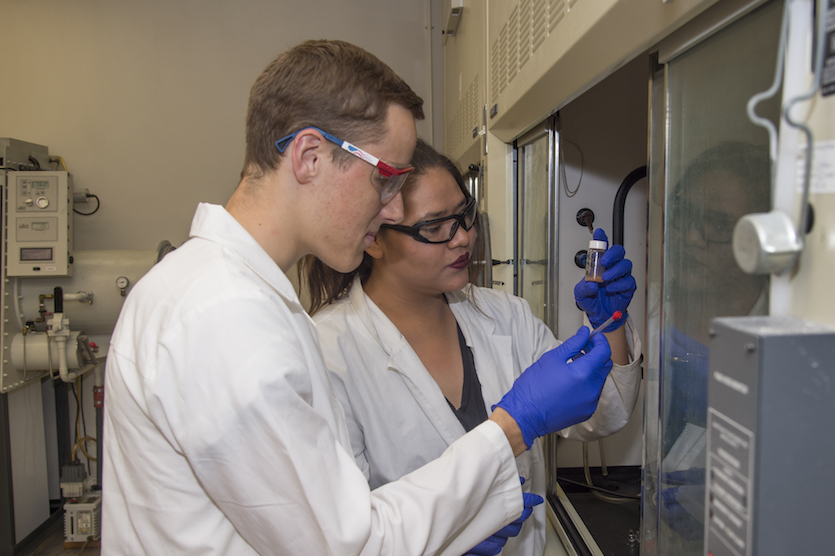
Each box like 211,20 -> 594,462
588,311 -> 623,338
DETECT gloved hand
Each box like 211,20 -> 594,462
660,468 -> 706,542
574,228 -> 636,332
463,533 -> 506,556
662,325 -> 709,452
494,326 -> 613,449
464,478 -> 544,556
659,326 -> 709,542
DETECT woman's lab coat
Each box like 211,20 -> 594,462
315,278 -> 643,556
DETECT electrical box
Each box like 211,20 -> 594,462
64,492 -> 102,543
0,138 -> 51,170
706,316 -> 835,556
6,170 -> 73,277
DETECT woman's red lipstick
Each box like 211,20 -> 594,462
449,253 -> 470,270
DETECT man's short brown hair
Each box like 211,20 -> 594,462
242,40 -> 425,179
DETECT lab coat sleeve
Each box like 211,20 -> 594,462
521,299 -> 643,442
147,294 -> 523,556
558,316 -> 643,441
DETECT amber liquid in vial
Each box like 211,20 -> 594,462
585,240 -> 607,282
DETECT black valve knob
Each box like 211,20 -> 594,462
576,208 -> 595,234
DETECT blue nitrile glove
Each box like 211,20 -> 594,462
660,468 -> 706,542
463,533 -> 505,556
494,326 -> 613,449
662,325 -> 709,452
659,326 -> 709,541
464,478 -> 544,556
574,228 -> 636,332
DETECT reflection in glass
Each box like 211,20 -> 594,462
645,2 -> 781,555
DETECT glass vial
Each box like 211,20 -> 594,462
585,239 -> 607,282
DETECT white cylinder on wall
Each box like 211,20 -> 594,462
10,331 -> 84,372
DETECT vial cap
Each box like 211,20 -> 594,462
588,240 -> 608,250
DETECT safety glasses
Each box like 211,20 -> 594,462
275,126 -> 414,204
381,196 -> 477,244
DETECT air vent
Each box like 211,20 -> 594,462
490,0 -> 581,104
445,75 -> 481,154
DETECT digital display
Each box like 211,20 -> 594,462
32,222 -> 49,231
32,180 -> 50,189
20,248 -> 53,261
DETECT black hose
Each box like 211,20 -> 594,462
612,166 -> 647,246
53,287 -> 63,314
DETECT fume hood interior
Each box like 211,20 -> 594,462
507,1 -> 787,554
515,52 -> 649,556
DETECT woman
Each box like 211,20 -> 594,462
303,140 -> 642,555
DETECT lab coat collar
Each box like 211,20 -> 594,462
189,203 -> 303,309
345,276 -> 405,356
345,278 -> 499,357
446,287 -> 513,412
445,286 -> 498,348
345,278 -> 513,444
346,277 -> 470,441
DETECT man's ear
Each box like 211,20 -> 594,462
290,130 -> 326,184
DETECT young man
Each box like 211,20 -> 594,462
102,40 -> 614,555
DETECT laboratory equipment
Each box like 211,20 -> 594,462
576,208 -> 595,234
706,316 -> 835,555
0,140 -> 161,391
0,138 -> 50,171
442,0 -> 833,553
60,460 -> 91,499
494,328 -> 613,449
584,239 -> 607,283
0,138 -> 171,551
6,171 -> 73,277
588,311 -> 623,339
732,0 -> 828,278
612,166 -> 647,246
0,248 -> 158,392
63,492 -> 102,543
515,118 -> 557,324
643,3 -> 784,554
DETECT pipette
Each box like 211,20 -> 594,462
588,311 -> 623,338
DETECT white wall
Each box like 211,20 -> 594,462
0,0 -> 441,251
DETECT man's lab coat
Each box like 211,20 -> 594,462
101,203 -> 523,555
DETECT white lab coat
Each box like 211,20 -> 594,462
315,278 -> 642,556
101,203 -> 524,556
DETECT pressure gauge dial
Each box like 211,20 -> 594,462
116,276 -> 130,296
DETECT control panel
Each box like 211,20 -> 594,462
6,171 -> 73,277
706,316 -> 835,556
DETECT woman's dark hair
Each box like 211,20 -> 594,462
675,141 -> 771,213
300,139 -> 485,314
